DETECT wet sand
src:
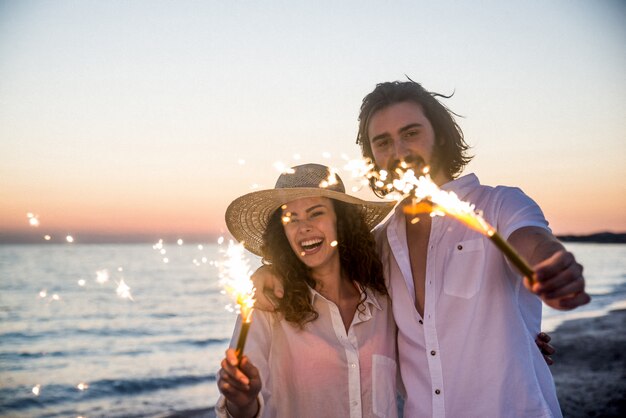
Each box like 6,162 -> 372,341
549,308 -> 626,417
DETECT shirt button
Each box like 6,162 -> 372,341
457,245 -> 463,250
430,350 -> 436,356
351,363 -> 356,368
435,389 -> 441,395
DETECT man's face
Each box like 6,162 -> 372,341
367,101 -> 446,185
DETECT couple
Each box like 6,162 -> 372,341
216,80 -> 590,417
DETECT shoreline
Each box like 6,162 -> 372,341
163,309 -> 626,418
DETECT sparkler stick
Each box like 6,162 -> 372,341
235,321 -> 251,362
486,229 -> 535,280
218,241 -> 256,364
353,159 -> 536,284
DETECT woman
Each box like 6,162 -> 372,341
216,163 -> 399,418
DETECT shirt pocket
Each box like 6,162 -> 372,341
372,354 -> 398,418
443,238 -> 485,299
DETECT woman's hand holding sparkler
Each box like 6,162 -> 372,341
509,227 -> 590,310
218,348 -> 262,418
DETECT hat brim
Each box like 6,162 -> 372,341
225,187 -> 395,256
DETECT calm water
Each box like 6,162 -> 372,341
0,242 -> 624,417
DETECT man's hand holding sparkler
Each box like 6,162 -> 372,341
218,348 -> 262,418
509,226 -> 591,310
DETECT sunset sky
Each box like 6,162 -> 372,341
1,0 -> 624,243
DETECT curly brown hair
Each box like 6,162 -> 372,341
356,80 -> 473,179
260,199 -> 387,328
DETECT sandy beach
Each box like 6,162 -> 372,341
165,309 -> 626,418
550,308 -> 626,417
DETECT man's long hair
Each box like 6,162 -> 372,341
356,80 -> 473,179
260,200 -> 387,328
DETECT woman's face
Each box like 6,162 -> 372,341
281,197 -> 339,271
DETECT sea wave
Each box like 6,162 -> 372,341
0,373 -> 216,412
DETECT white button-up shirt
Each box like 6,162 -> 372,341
375,173 -> 561,418
216,285 -> 398,418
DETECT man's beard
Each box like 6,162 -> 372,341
369,154 -> 437,198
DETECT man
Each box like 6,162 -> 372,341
255,80 -> 589,417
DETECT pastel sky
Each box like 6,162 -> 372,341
1,0 -> 624,242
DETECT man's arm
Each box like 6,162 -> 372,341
508,226 -> 590,310
251,265 -> 284,311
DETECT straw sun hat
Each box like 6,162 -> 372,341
225,163 -> 395,257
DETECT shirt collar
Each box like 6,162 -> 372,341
440,173 -> 479,200
308,282 -> 383,311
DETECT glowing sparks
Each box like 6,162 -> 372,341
96,269 -> 109,284
319,168 -> 339,188
44,235 -> 51,240
27,213 -> 40,227
163,257 -> 169,263
292,153 -> 301,160
344,157 -> 376,192
197,244 -> 204,250
274,161 -> 295,174
330,240 -> 338,247
356,159 -> 491,234
217,236 -> 224,245
51,294 -> 60,301
238,159 -> 246,165
359,160 -> 535,280
66,235 -> 74,243
76,382 -> 89,391
217,241 -> 255,324
77,279 -> 86,287
116,279 -> 134,301
177,239 -> 184,245
322,151 -> 331,159
32,384 -> 41,396
38,290 -> 47,298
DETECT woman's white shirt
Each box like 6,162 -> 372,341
216,285 -> 398,418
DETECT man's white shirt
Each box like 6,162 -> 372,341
375,173 -> 561,418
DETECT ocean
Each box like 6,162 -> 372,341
0,242 -> 625,417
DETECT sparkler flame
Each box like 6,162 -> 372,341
218,241 -> 255,323
351,158 -> 493,234
354,157 -> 534,280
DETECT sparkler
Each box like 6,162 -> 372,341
356,159 -> 535,283
218,241 -> 256,362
